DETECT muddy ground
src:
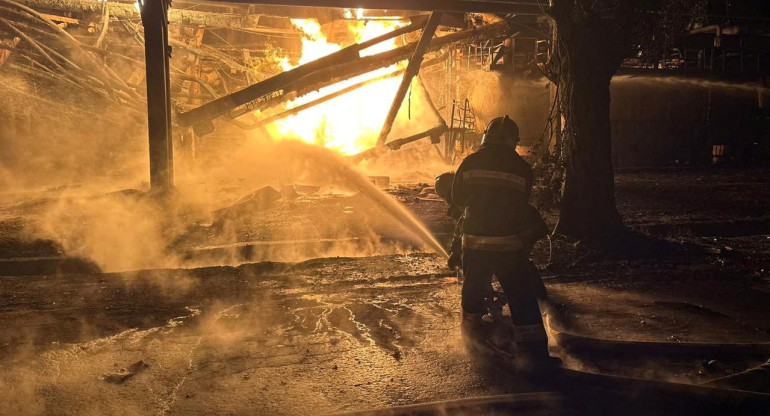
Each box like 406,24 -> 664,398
0,167 -> 769,415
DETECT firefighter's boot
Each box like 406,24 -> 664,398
513,324 -> 561,372
461,310 -> 512,354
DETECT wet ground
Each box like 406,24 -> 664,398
1,168 -> 770,415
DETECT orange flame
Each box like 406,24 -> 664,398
261,18 -> 408,155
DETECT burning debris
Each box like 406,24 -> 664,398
1,0 -> 513,168
176,13 -> 508,159
262,16 -> 416,154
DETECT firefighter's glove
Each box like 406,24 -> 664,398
447,251 -> 462,270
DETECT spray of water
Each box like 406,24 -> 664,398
347,169 -> 450,259
613,74 -> 769,94
282,141 -> 449,258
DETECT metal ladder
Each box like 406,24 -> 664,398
441,98 -> 478,164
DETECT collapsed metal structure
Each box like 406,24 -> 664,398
177,18 -> 509,133
137,0 -> 547,190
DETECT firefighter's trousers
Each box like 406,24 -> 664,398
461,249 -> 548,352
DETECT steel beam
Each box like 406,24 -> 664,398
252,69 -> 406,128
199,0 -> 546,14
351,126 -> 448,162
377,12 -> 442,146
140,0 -> 174,190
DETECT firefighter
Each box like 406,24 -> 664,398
436,173 -> 549,315
433,172 -> 548,300
436,172 -> 507,320
451,115 -> 554,366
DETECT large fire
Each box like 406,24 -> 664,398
261,16 -> 409,155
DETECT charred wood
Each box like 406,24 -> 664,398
0,0 -> 143,103
230,21 -> 508,117
234,59 -> 444,131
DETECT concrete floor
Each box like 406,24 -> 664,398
2,169 -> 770,415
0,255 -> 540,415
2,250 -> 770,415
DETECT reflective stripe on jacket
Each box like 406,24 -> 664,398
461,170 -> 527,193
451,142 -> 534,237
462,234 -> 525,251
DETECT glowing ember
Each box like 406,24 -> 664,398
261,18 -> 408,155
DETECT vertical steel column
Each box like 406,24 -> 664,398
140,0 -> 174,191
376,12 -> 442,146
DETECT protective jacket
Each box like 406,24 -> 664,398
451,142 -> 534,239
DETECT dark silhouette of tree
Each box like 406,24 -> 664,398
543,0 -> 707,244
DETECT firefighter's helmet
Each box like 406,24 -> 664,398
481,115 -> 519,148
434,172 -> 455,202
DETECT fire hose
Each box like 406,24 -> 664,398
542,301 -> 770,361
324,297 -> 770,416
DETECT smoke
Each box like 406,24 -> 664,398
612,74 -> 770,94
1,71 -> 447,275
11,128 -> 446,273
358,140 -> 455,183
28,192 -> 171,272
466,71 -> 550,143
0,70 -> 159,273
225,138 -> 448,257
0,369 -> 44,415
0,72 -> 148,193
1,14 -> 453,273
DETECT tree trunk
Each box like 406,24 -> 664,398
550,2 -> 630,242
555,65 -> 623,240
